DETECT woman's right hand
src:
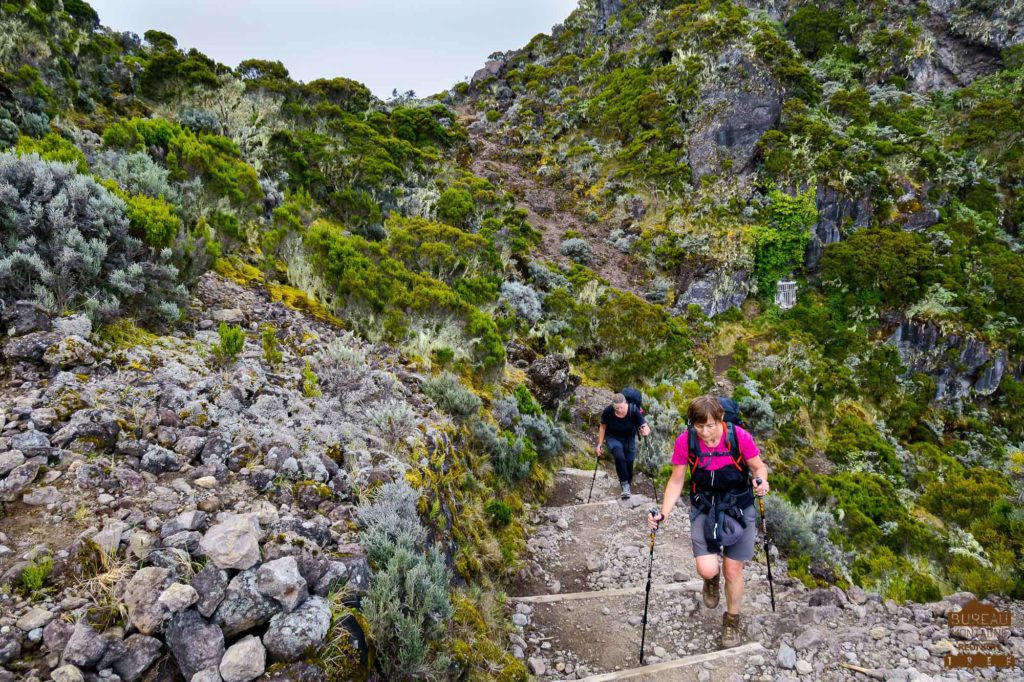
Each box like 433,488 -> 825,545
648,512 -> 664,530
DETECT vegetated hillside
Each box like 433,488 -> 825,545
455,0 -> 1024,601
0,0 -> 1021,679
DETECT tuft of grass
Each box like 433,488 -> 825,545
21,555 -> 54,597
302,361 -> 322,398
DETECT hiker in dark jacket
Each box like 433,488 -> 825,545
648,395 -> 769,649
596,393 -> 651,499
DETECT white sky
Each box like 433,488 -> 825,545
87,0 -> 580,98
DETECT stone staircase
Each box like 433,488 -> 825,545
510,467 -> 768,681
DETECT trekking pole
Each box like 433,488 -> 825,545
642,436 -> 660,505
754,477 -> 776,612
587,443 -> 602,503
639,507 -> 659,665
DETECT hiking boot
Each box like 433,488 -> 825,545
620,482 -> 631,499
702,572 -> 720,609
721,612 -> 742,648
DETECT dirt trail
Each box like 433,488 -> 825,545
460,112 -> 651,299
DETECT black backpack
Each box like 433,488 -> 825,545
621,387 -> 644,414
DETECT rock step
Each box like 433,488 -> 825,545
544,466 -> 661,509
579,642 -> 765,681
513,580 -> 703,604
513,581 -> 758,677
515,495 -> 697,596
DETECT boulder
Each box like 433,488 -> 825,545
165,609 -> 224,681
0,450 -> 26,476
62,623 -> 107,668
1,300 -> 52,336
219,634 -> 267,682
124,567 -> 174,635
191,563 -> 230,618
158,583 -> 200,614
44,335 -> 99,368
1,460 -> 41,502
256,556 -> 308,612
527,354 -> 581,408
3,330 -> 62,362
262,595 -> 331,663
51,409 -> 121,453
212,569 -> 280,637
200,514 -> 261,570
112,634 -> 162,682
140,446 -> 184,475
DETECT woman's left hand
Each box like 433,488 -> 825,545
753,478 -> 770,497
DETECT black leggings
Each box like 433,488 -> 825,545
605,436 -> 636,484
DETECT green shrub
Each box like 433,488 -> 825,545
751,188 -> 816,295
260,324 -> 282,368
436,187 -> 475,228
123,193 -> 180,248
15,132 -> 88,172
422,373 -> 481,417
302,361 -> 321,398
21,555 -> 53,595
213,323 -> 245,361
485,499 -> 514,527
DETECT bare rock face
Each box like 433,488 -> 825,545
687,49 -> 783,184
1,300 -> 52,336
527,354 -> 581,408
889,319 -> 1010,401
805,186 -> 872,271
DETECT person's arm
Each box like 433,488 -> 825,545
596,423 -> 607,455
649,464 -> 686,527
747,455 -> 769,496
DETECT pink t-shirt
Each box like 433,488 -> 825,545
672,424 -> 760,470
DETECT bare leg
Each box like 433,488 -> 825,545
723,557 -> 744,615
695,554 -> 719,580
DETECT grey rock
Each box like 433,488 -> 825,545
158,583 -> 200,613
43,618 -> 74,653
140,446 -> 184,475
1,460 -> 41,502
528,657 -> 546,676
53,313 -> 92,338
794,628 -> 825,651
256,556 -> 308,612
890,319 -> 1006,401
191,668 -> 223,682
675,268 -> 751,317
51,409 -> 120,453
29,407 -> 59,430
312,561 -> 348,597
200,515 -> 261,570
11,429 -> 50,453
212,569 -> 280,638
165,609 -> 225,680
163,530 -> 203,555
50,665 -> 85,682
17,606 -> 54,631
0,630 -> 21,665
192,563 -> 230,618
804,185 -> 872,270
63,623 -> 107,668
1,300 -> 52,336
687,50 -> 782,183
0,449 -> 25,476
124,566 -> 174,635
112,634 -> 162,681
44,334 -> 99,368
777,642 -> 797,669
3,330 -> 61,362
795,660 -> 813,675
527,353 -> 580,408
337,553 -> 370,597
22,484 -> 61,506
219,634 -> 266,682
262,595 -> 331,663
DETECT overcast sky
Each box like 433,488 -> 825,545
88,0 -> 580,98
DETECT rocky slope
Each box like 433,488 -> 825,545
0,272 -> 454,680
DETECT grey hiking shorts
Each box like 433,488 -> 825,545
689,503 -> 757,561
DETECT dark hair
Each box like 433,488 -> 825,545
688,396 -> 724,425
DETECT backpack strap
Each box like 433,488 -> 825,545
726,423 -> 745,472
687,427 -> 699,492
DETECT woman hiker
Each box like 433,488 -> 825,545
648,395 -> 769,648
596,393 -> 651,498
